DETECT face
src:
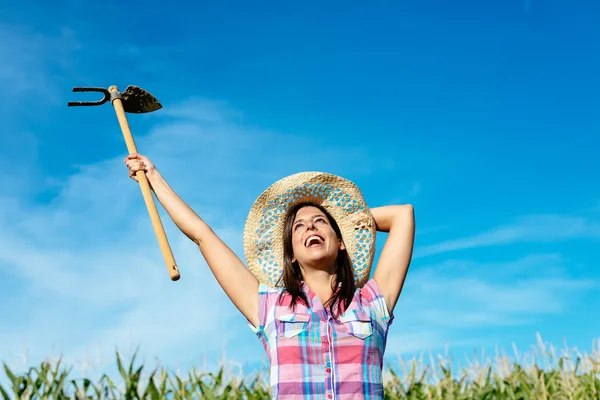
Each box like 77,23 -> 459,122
290,205 -> 345,271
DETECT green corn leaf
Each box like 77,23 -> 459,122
0,385 -> 10,400
0,337 -> 598,399
116,351 -> 127,382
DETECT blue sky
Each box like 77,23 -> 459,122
1,0 -> 599,382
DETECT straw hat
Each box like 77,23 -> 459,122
243,171 -> 376,288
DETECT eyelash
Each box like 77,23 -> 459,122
294,218 -> 326,230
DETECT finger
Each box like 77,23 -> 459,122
134,162 -> 147,172
126,160 -> 145,169
125,153 -> 142,161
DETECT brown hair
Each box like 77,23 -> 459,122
277,202 -> 356,319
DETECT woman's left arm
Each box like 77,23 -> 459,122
370,205 -> 415,314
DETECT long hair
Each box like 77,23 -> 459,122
277,202 -> 356,319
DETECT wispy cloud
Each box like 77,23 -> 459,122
525,0 -> 533,12
0,95 -> 396,377
2,7 -> 599,384
0,22 -> 80,104
415,215 -> 600,258
0,21 -> 83,199
0,19 -> 396,372
385,253 -> 596,355
2,94 -> 596,374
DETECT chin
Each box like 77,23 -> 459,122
300,254 -> 338,270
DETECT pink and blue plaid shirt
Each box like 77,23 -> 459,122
248,278 -> 393,399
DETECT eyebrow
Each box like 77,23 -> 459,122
293,214 -> 326,226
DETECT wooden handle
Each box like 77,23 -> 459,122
109,87 -> 180,281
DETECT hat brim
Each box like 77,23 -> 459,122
243,171 -> 375,288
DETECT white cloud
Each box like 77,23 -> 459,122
409,183 -> 421,196
159,97 -> 243,124
0,22 -> 80,105
0,20 -> 395,373
1,18 -> 597,385
0,21 -> 84,202
414,215 -> 600,258
0,95 -> 396,378
359,252 -> 597,361
392,253 -> 595,335
525,0 -> 533,12
2,94 -> 596,376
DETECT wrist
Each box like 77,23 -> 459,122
146,168 -> 160,179
145,168 -> 162,185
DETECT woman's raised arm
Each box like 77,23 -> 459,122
370,204 -> 415,314
125,153 -> 260,327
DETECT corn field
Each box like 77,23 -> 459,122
1,336 -> 599,399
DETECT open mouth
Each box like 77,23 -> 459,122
305,234 -> 325,248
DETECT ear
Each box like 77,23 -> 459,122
338,239 -> 346,251
292,255 -> 296,263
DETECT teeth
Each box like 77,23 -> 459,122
305,235 -> 324,247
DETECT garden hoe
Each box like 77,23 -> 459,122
68,85 -> 180,281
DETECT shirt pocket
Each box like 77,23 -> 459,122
339,308 -> 373,340
276,312 -> 311,338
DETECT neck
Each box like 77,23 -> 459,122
300,266 -> 337,306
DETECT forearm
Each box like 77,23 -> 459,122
371,204 -> 415,313
370,204 -> 414,233
145,169 -> 211,245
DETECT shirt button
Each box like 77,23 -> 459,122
327,394 -> 332,399
325,367 -> 331,373
323,341 -> 329,346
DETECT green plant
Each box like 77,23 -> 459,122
2,336 -> 598,399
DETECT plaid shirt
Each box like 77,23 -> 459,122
248,279 -> 393,399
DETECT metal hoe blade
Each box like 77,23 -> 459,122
67,85 -> 162,114
67,87 -> 110,106
120,85 -> 162,113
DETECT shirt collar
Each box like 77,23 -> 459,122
300,280 -> 342,299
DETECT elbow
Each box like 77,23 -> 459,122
398,204 -> 414,215
395,204 -> 414,225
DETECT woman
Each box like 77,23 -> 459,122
125,153 -> 415,399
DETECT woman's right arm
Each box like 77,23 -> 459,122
125,153 -> 260,327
